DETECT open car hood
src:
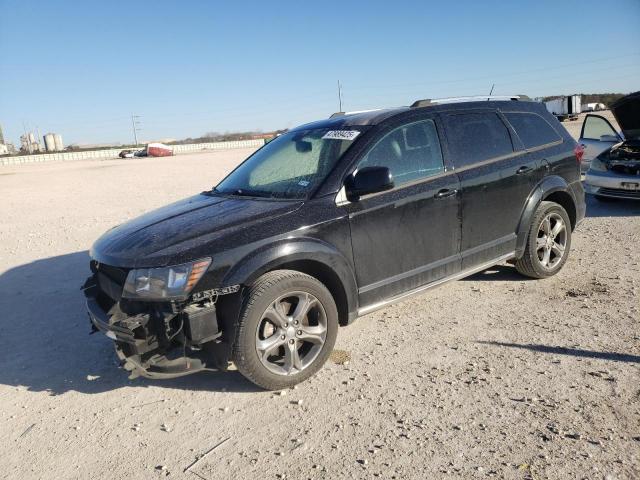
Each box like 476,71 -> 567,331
611,91 -> 640,140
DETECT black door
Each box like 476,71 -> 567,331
342,117 -> 462,309
443,110 -> 539,269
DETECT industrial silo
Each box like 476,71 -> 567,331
44,133 -> 56,152
54,134 -> 63,151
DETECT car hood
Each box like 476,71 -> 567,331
91,193 -> 303,268
611,91 -> 640,140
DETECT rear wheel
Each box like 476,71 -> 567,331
232,270 -> 338,390
515,201 -> 571,279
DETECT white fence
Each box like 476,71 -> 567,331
0,139 -> 265,167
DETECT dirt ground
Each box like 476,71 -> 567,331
1,138 -> 639,479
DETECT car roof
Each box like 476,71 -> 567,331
291,97 -> 542,131
292,108 -> 411,131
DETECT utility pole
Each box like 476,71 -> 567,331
131,114 -> 141,146
337,80 -> 343,112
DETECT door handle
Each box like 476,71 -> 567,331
434,188 -> 458,199
516,166 -> 533,175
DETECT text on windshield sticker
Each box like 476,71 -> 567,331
322,130 -> 360,141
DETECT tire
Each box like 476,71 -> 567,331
515,201 -> 572,279
232,270 -> 338,390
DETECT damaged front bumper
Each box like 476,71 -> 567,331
83,269 -> 228,380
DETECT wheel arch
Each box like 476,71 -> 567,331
543,190 -> 577,229
515,175 -> 577,257
275,259 -> 351,326
222,239 -> 358,327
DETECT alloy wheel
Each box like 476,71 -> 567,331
536,212 -> 567,269
255,291 -> 328,376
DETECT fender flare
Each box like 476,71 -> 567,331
515,175 -> 575,257
222,237 -> 359,323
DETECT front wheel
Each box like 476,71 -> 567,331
515,201 -> 572,279
232,270 -> 338,390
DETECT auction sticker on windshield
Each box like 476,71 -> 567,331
322,130 -> 360,141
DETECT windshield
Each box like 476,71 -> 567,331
215,127 -> 365,199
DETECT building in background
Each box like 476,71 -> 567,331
43,132 -> 64,152
20,132 -> 42,153
43,133 -> 55,152
0,123 -> 8,155
54,133 -> 63,151
0,122 -> 64,156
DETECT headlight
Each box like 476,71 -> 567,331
122,258 -> 211,300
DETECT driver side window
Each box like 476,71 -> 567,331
357,119 -> 444,186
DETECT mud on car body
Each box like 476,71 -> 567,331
85,95 -> 585,390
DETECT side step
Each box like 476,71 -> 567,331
357,252 -> 515,317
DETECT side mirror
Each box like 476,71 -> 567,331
346,166 -> 394,201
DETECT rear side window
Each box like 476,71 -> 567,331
504,112 -> 561,148
444,112 -> 513,167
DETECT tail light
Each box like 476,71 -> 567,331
574,143 -> 585,164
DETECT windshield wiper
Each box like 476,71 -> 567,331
225,188 -> 274,198
207,187 -> 296,199
201,187 -> 221,196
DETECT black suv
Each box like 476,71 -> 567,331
85,95 -> 585,389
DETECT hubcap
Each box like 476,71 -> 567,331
536,212 -> 567,270
255,291 -> 327,376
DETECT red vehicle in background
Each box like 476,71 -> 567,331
147,143 -> 173,157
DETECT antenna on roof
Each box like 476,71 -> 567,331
488,84 -> 495,98
337,80 -> 343,112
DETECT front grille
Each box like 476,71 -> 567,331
93,263 -> 130,302
599,187 -> 640,199
609,164 -> 640,175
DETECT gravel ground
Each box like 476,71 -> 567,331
1,141 -> 639,480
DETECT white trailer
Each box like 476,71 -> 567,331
544,94 -> 582,121
583,102 -> 606,112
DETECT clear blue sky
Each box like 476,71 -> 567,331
1,0 -> 639,146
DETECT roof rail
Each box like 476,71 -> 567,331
411,95 -> 530,108
329,108 -> 382,118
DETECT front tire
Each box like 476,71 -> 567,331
515,201 -> 572,279
232,270 -> 338,390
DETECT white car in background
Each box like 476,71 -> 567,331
582,92 -> 640,201
578,114 -> 624,172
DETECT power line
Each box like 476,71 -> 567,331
342,61 -> 640,105
9,52 -> 637,145
348,52 -> 640,92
